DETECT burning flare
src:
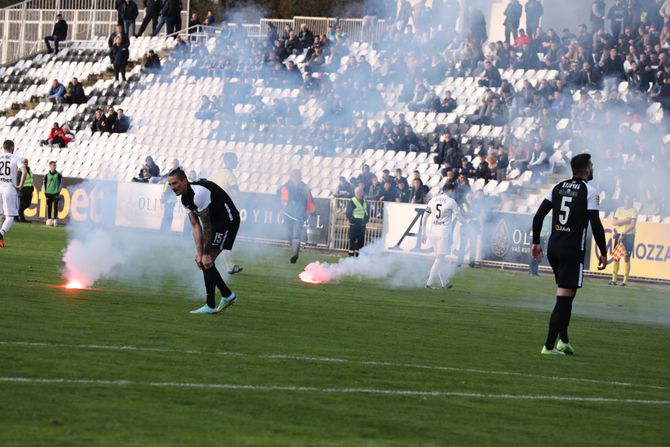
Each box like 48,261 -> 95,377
298,262 -> 333,285
64,279 -> 85,290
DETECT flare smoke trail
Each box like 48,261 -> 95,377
299,241 -> 458,287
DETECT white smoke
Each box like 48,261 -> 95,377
62,180 -> 203,295
299,240 -> 458,288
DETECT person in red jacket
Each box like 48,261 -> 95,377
280,169 -> 315,264
40,122 -> 61,146
51,125 -> 74,148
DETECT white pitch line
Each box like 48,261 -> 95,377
0,376 -> 668,405
1,340 -> 667,392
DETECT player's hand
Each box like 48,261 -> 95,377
597,255 -> 607,271
194,253 -> 203,269
531,244 -> 543,261
201,254 -> 213,269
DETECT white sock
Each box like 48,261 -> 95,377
221,250 -> 234,271
1,216 -> 14,236
427,256 -> 444,287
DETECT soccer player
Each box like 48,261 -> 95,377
422,182 -> 460,289
0,140 -> 27,247
609,195 -> 637,287
167,168 -> 239,314
531,153 -> 607,356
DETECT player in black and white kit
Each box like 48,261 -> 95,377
422,182 -> 460,289
0,140 -> 28,248
531,153 -> 607,355
167,168 -> 240,314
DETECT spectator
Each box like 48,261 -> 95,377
133,156 -> 160,182
40,123 -> 61,146
204,10 -> 215,25
334,176 -> 354,198
397,126 -> 420,152
607,0 -> 625,41
104,106 -> 118,132
440,90 -> 457,113
379,180 -> 396,202
298,23 -> 315,48
365,175 -> 383,200
496,145 -> 509,181
63,77 -> 86,104
394,180 -> 410,203
409,178 -> 428,204
503,0 -> 523,44
46,79 -> 65,104
525,0 -> 543,37
152,0 -> 180,36
590,0 -> 606,32
479,60 -> 502,88
114,109 -> 130,133
44,14 -> 68,54
142,49 -> 161,72
108,25 -> 129,65
136,0 -> 160,37
111,35 -> 130,81
433,131 -> 460,166
122,0 -> 139,37
51,125 -> 73,148
90,108 -> 106,132
513,29 -> 531,47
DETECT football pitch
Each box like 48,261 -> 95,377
1,224 -> 669,446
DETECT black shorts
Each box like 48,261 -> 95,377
211,219 -> 240,251
547,248 -> 585,289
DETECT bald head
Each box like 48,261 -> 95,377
354,187 -> 364,199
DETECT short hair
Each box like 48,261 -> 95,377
49,160 -> 57,165
442,182 -> 456,192
168,167 -> 187,180
570,153 -> 592,175
3,140 -> 14,151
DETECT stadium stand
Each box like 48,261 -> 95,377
1,1 -> 670,221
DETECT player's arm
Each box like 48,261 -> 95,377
421,206 -> 431,244
16,163 -> 27,190
531,199 -> 552,260
587,187 -> 607,270
189,211 -> 205,268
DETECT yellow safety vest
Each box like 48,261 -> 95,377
352,197 -> 367,219
23,171 -> 34,188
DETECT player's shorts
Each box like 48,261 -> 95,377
547,248 -> 585,289
0,189 -> 19,217
618,233 -> 636,256
211,219 -> 240,251
429,226 -> 451,256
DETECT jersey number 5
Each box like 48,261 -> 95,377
559,196 -> 572,225
435,203 -> 442,219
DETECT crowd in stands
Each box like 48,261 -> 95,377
90,106 -> 130,133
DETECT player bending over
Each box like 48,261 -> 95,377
0,140 -> 27,247
167,168 -> 240,314
422,182 -> 460,289
531,153 -> 607,355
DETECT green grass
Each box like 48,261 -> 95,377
1,223 -> 669,446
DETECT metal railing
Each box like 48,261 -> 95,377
0,0 -> 190,65
329,198 -> 384,251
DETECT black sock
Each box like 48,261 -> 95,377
545,296 -> 572,349
559,296 -> 575,343
203,267 -> 218,308
212,266 -> 232,298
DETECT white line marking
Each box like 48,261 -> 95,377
0,376 -> 668,405
1,340 -> 667,391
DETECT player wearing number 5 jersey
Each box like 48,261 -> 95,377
0,140 -> 28,247
532,153 -> 607,356
167,168 -> 240,314
422,183 -> 460,289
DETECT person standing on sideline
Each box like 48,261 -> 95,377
0,140 -> 27,247
346,186 -> 369,257
280,169 -> 315,264
44,14 -> 68,54
609,195 -> 637,287
422,182 -> 460,289
43,161 -> 62,227
531,153 -> 607,356
167,168 -> 240,314
17,159 -> 34,223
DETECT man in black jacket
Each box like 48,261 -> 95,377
44,14 -> 68,54
108,25 -> 130,64
122,0 -> 139,37
136,0 -> 161,36
503,0 -> 522,44
63,77 -> 87,104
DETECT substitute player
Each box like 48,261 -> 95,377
532,153 -> 607,356
609,195 -> 637,287
167,168 -> 239,314
0,140 -> 27,247
422,182 -> 460,289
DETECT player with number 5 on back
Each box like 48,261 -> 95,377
167,168 -> 240,314
0,140 -> 28,247
422,182 -> 460,289
531,153 -> 607,356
